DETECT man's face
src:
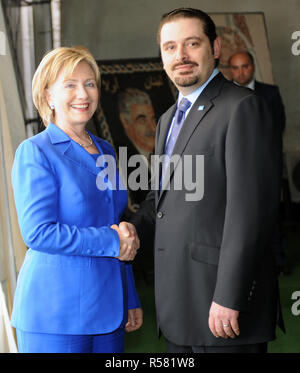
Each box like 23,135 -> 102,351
121,102 -> 156,153
229,53 -> 255,86
160,17 -> 221,95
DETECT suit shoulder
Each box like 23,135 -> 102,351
255,80 -> 279,92
16,129 -> 50,153
221,79 -> 256,102
25,128 -> 51,148
217,80 -> 269,121
13,133 -> 54,174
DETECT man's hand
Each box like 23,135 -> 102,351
111,222 -> 140,261
208,301 -> 240,339
125,308 -> 143,332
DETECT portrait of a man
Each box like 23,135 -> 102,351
118,88 -> 156,163
94,58 -> 175,209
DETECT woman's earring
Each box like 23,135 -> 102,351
50,104 -> 55,110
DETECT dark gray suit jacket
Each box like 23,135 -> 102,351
132,73 -> 281,346
255,80 -> 286,133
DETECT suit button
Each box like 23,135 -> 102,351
157,211 -> 163,218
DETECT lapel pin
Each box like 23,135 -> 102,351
197,105 -> 205,111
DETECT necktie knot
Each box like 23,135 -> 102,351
174,98 -> 191,126
178,97 -> 191,113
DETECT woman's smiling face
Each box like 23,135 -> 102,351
46,60 -> 99,128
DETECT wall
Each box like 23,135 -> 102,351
61,0 -> 300,152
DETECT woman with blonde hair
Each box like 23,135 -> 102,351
11,46 -> 142,353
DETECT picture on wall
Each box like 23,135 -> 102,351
209,12 -> 274,84
90,57 -> 176,211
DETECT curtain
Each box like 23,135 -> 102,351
0,3 -> 27,353
0,77 -> 27,313
0,283 -> 17,353
0,63 -> 27,355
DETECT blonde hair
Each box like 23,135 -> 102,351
32,46 -> 100,126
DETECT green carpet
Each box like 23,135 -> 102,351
268,223 -> 300,353
124,273 -> 166,353
125,223 -> 300,353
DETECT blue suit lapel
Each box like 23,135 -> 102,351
46,123 -> 103,176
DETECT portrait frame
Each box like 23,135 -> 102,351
89,57 -> 177,209
209,12 -> 274,84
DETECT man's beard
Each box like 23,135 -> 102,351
172,61 -> 199,87
174,74 -> 199,87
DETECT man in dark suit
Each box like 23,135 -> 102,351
228,51 -> 285,133
121,8 -> 283,353
229,51 -> 287,275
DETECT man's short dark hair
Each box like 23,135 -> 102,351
157,8 -> 219,66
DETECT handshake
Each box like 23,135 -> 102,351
111,222 -> 140,261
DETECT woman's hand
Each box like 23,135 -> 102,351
125,308 -> 143,332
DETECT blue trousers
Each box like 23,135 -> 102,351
16,327 -> 124,353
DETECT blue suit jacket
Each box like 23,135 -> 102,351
11,123 -> 140,335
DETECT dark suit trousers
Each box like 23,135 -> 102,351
165,338 -> 268,353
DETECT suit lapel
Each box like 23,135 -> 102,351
63,142 -> 100,176
46,123 -> 102,176
156,104 -> 177,157
171,95 -> 213,160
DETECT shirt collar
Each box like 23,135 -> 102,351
233,78 -> 255,90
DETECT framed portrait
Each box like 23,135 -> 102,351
90,57 -> 176,210
209,12 -> 274,84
